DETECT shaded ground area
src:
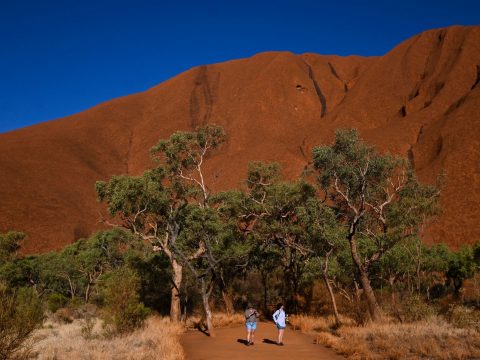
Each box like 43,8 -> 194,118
181,322 -> 344,360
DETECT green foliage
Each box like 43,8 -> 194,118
0,231 -> 26,264
128,253 -> 172,313
447,244 -> 478,294
311,129 -> 441,320
96,168 -> 169,219
47,293 -> 69,313
312,129 -> 440,258
0,255 -> 39,290
151,124 -> 227,174
401,294 -> 436,322
100,267 -> 150,334
0,284 -> 44,360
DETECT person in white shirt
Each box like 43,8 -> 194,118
272,303 -> 286,345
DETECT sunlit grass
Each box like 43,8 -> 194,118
31,316 -> 185,360
289,314 -> 480,360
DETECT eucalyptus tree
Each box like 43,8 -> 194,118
244,162 -> 343,315
312,129 -> 440,321
75,229 -> 130,302
296,198 -> 345,326
370,237 -> 420,307
150,125 -> 230,335
96,125 -> 226,323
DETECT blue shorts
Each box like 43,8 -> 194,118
276,324 -> 286,330
246,322 -> 257,330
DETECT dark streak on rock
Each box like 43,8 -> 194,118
471,65 -> 480,90
298,138 -> 309,162
327,62 -> 341,81
408,88 -> 420,101
190,65 -> 214,128
408,125 -> 424,169
125,128 -> 134,174
444,94 -> 468,115
302,60 -> 327,118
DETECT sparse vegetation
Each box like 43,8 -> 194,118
0,285 -> 44,360
290,314 -> 480,360
100,267 -> 150,334
31,316 -> 185,360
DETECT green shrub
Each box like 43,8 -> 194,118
47,293 -> 69,313
67,296 -> 84,309
0,285 -> 44,360
101,267 -> 150,334
401,294 -> 436,322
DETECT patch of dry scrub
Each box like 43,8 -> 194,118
290,315 -> 480,360
185,312 -> 245,329
30,316 -> 184,360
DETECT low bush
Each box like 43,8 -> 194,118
47,293 -> 69,313
0,285 -> 44,360
447,304 -> 480,331
101,267 -> 150,334
400,294 -> 436,322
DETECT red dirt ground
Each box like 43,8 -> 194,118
0,25 -> 479,253
181,323 -> 344,360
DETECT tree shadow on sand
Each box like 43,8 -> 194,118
194,323 -> 210,337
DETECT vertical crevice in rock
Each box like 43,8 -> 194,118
124,128 -> 134,174
471,65 -> 480,90
327,62 -> 341,81
302,60 -> 327,118
190,65 -> 214,128
408,125 -> 424,169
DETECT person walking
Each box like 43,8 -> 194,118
244,303 -> 260,346
273,303 -> 286,345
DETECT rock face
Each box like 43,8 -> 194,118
1,26 -> 479,253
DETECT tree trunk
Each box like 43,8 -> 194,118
323,272 -> 341,327
349,237 -> 382,321
85,282 -> 91,303
389,276 -> 396,309
221,289 -> 234,315
359,270 -> 382,321
262,273 -> 268,313
170,259 -> 183,322
201,278 -> 215,337
219,270 -> 234,315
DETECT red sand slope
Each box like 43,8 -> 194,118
1,26 -> 479,253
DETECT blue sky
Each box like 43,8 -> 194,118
1,0 -> 479,133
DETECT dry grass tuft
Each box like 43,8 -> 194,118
30,316 -> 185,360
289,314 -> 355,332
291,315 -> 480,360
185,312 -> 245,329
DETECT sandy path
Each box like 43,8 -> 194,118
181,322 -> 344,359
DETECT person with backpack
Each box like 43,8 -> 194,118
273,303 -> 286,345
244,303 -> 260,346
